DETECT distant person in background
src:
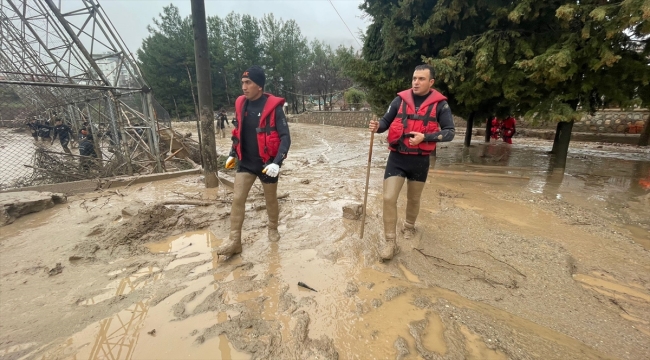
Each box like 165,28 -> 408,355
490,117 -> 501,141
27,118 -> 39,141
51,118 -> 74,154
79,134 -> 97,171
218,109 -> 229,138
38,120 -> 52,141
502,116 -> 516,144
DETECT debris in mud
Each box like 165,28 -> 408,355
87,224 -> 105,236
1,191 -> 67,226
121,201 -> 145,217
77,202 -> 224,258
342,203 -> 363,220
298,281 -> 318,292
48,263 -> 63,276
371,298 -> 383,308
344,282 -> 359,297
394,336 -> 410,359
68,255 -> 95,264
438,189 -> 464,198
384,286 -> 407,301
301,179 -> 311,184
147,329 -> 156,336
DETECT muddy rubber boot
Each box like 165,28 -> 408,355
262,182 -> 280,242
402,221 -> 417,239
216,230 -> 243,256
403,180 -> 425,239
382,176 -> 405,261
380,235 -> 397,261
219,172 -> 256,256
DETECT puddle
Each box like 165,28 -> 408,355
146,230 -> 222,270
40,300 -> 151,359
333,268 -> 436,359
460,325 -> 508,360
131,311 -> 249,360
422,313 -> 447,355
399,263 -> 421,283
573,274 -> 650,303
618,223 -> 650,251
80,266 -> 161,306
0,342 -> 37,356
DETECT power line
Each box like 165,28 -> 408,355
328,0 -> 363,48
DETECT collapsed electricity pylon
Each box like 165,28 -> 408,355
0,0 -> 193,189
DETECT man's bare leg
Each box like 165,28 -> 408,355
216,172 -> 256,256
262,182 -> 280,242
382,176 -> 405,260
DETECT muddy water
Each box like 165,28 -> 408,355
435,142 -> 650,249
4,123 -> 649,360
34,230 -> 249,360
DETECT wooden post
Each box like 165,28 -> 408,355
360,130 -> 375,239
190,0 -> 219,188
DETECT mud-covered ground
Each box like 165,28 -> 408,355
1,123 -> 649,360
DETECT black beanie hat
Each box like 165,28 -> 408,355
242,65 -> 265,89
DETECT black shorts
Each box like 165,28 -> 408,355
384,151 -> 430,182
237,163 -> 278,184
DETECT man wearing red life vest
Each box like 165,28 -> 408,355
369,64 -> 455,260
217,65 -> 291,257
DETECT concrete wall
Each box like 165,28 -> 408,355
290,109 -> 648,136
519,109 -> 649,134
573,109 -> 649,134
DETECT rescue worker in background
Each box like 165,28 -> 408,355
490,117 -> 501,141
38,119 -> 52,141
502,116 -> 516,144
78,121 -> 90,140
79,134 -> 97,171
27,118 -> 39,141
217,65 -> 291,257
51,118 -> 74,154
218,109 -> 229,138
369,64 -> 455,260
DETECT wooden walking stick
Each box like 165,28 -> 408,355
360,121 -> 375,238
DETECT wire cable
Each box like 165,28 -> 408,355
328,0 -> 363,48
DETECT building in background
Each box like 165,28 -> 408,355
92,53 -> 131,87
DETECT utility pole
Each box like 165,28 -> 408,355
190,0 -> 219,188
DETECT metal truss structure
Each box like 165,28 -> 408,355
0,0 -> 192,189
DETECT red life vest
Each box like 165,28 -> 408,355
386,89 -> 447,155
232,93 -> 285,164
502,116 -> 516,137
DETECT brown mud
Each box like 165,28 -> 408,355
1,123 -> 649,360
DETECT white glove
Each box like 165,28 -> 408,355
263,163 -> 280,177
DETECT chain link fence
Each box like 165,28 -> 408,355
0,84 -> 184,191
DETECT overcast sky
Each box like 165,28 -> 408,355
87,0 -> 369,54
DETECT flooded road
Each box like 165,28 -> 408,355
1,123 -> 649,360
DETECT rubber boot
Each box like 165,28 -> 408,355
262,182 -> 280,242
381,176 -> 405,260
216,172 -> 256,256
403,180 -> 425,238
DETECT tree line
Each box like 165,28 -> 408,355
345,0 -> 650,147
137,5 -> 355,117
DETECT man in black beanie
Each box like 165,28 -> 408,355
217,65 -> 291,257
